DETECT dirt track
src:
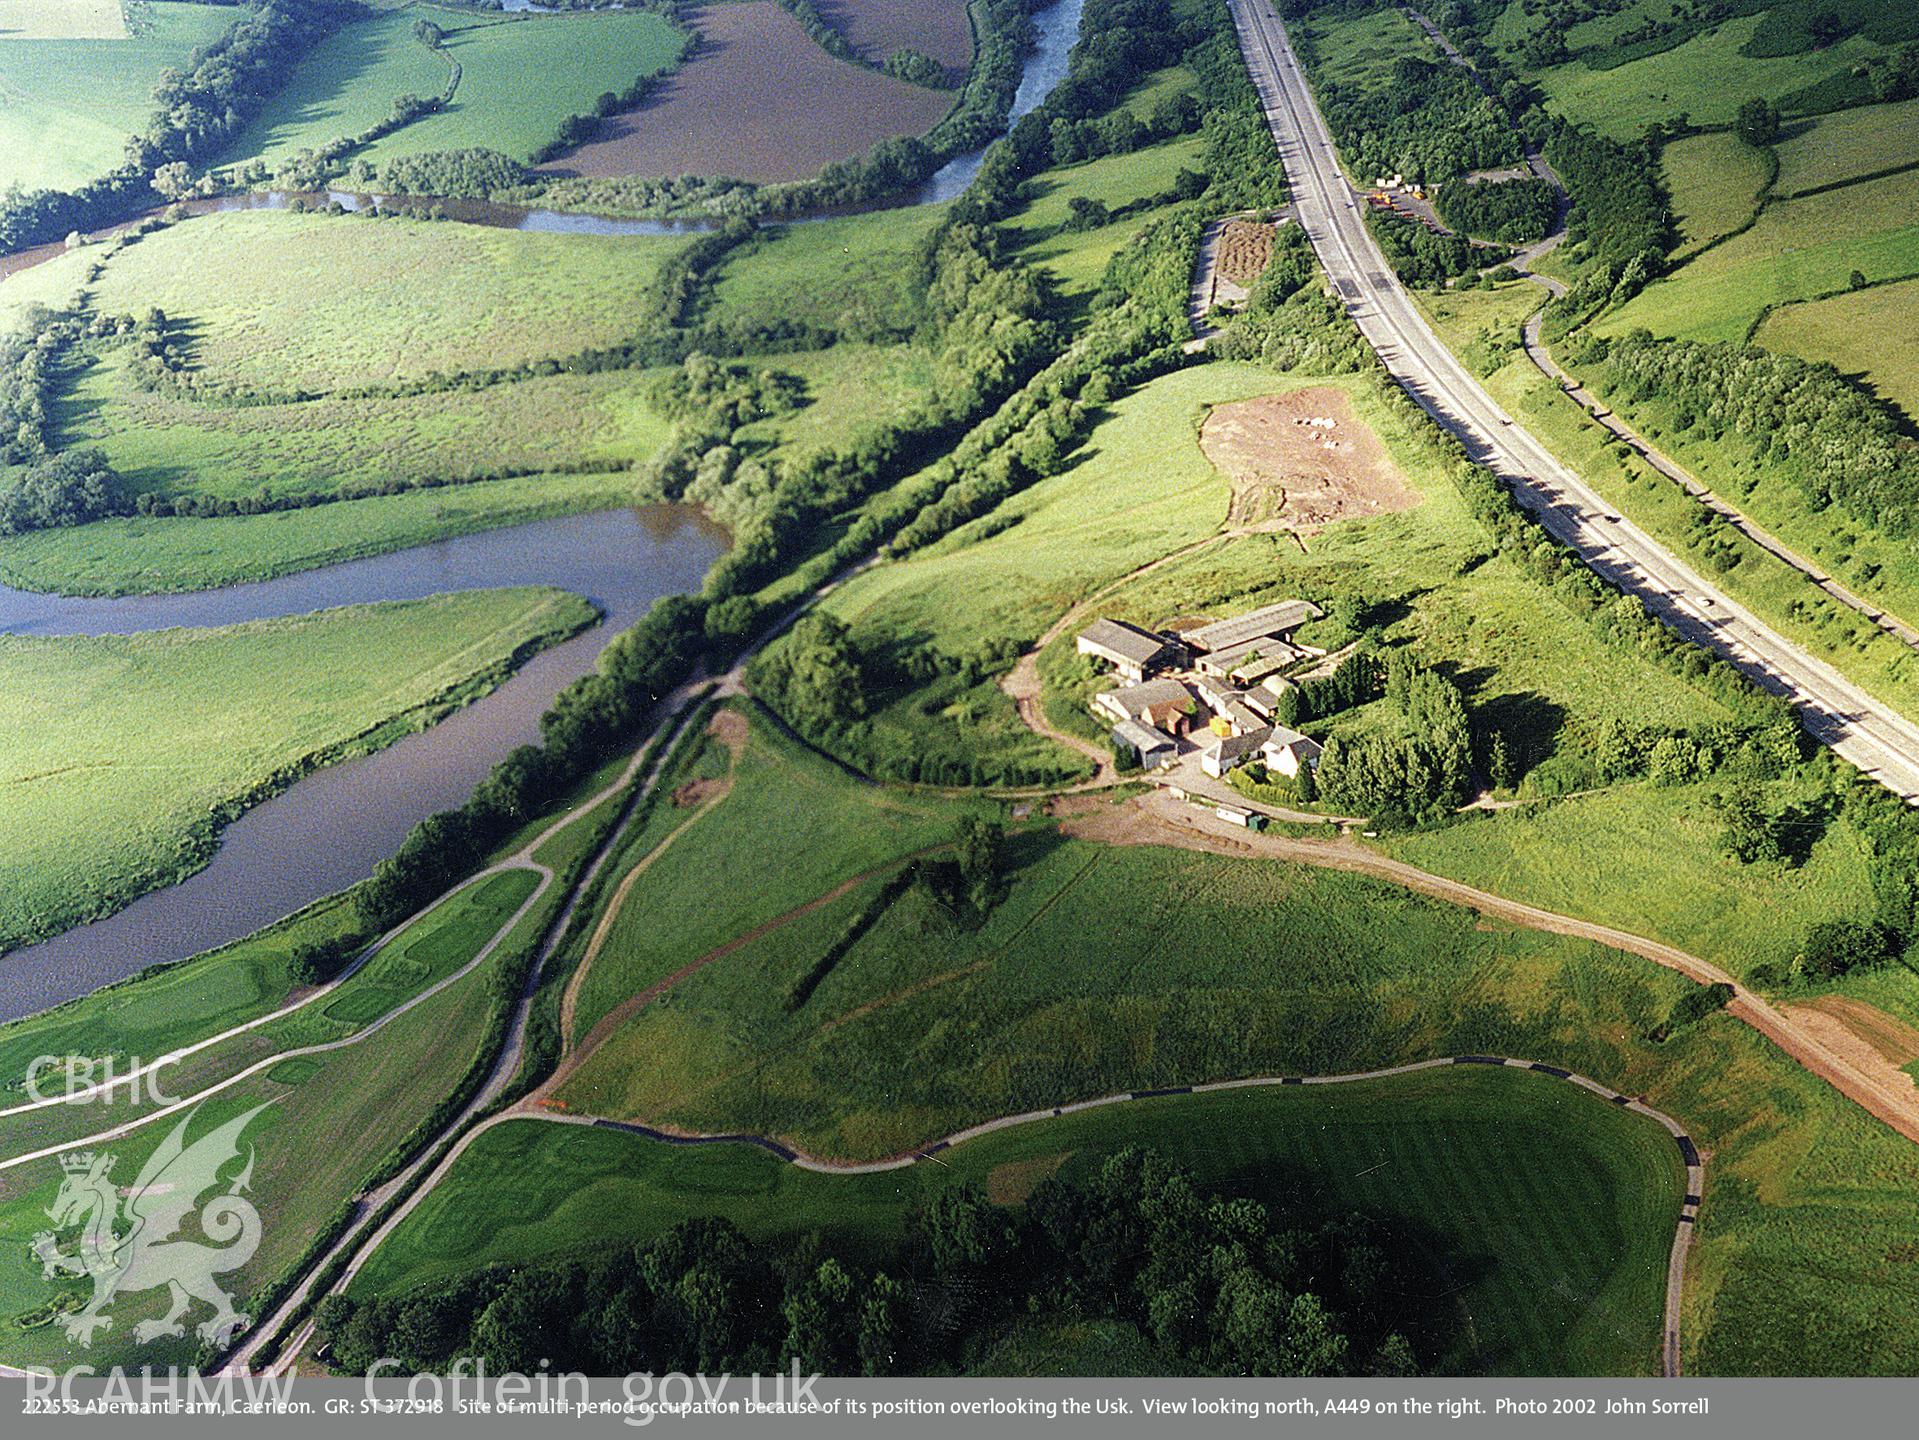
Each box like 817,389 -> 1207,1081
1068,791 -> 1919,1145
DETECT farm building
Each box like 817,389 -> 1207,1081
1093,678 -> 1199,735
1196,635 -> 1308,681
1261,726 -> 1323,777
1111,718 -> 1178,770
1077,618 -> 1177,684
1200,726 -> 1273,778
1180,599 -> 1323,655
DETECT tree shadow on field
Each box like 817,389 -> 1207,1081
1471,690 -> 1567,775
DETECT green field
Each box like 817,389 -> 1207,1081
89,211 -> 688,393
566,703 -> 975,1042
1601,167 -> 1919,344
1775,94 -> 1919,194
0,471 -> 648,596
1532,11 -> 1895,139
0,938 -> 509,1373
1007,133 -> 1209,302
356,1066 -> 1684,1375
1302,2 -> 1435,92
0,588 -> 592,952
1662,130 -> 1772,252
0,2 -> 236,192
1754,276 -> 1919,422
702,204 -> 948,339
221,6 -> 686,173
55,349 -> 676,503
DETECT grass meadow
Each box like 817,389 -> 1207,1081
1774,94 -> 1919,194
222,6 -> 686,172
565,702 -> 977,1042
1601,167 -> 1919,344
90,211 -> 689,393
54,349 -> 676,503
359,1066 -> 1683,1376
0,588 -> 592,953
0,471 -> 648,596
1755,276 -> 1919,421
1662,130 -> 1771,253
1531,11 -> 1895,139
0,1 -> 235,192
702,204 -> 948,338
0,938 -> 509,1374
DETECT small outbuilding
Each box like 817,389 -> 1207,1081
1112,718 -> 1178,771
1200,726 -> 1273,778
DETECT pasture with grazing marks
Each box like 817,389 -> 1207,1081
361,1067 -> 1680,1376
535,3 -> 956,183
220,6 -> 687,171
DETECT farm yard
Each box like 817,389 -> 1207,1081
0,587 -> 591,955
0,0 -> 235,192
358,1067 -> 1684,1376
535,3 -> 958,183
219,6 -> 689,173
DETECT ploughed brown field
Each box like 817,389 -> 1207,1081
814,0 -> 975,72
539,2 -> 958,184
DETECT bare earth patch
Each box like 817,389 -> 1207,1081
671,777 -> 723,808
985,1151 -> 1071,1205
1199,387 -> 1419,531
1785,997 -> 1919,1097
537,2 -> 956,182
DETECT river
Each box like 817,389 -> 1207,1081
0,507 -> 725,1022
0,0 -> 1089,1019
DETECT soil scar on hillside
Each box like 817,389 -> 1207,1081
1199,387 -> 1418,531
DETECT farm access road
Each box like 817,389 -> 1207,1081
1227,0 -> 1919,801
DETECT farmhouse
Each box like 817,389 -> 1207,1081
1200,726 -> 1272,778
1077,618 -> 1177,684
1261,725 -> 1323,777
1111,718 -> 1178,771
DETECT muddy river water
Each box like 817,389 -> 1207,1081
0,507 -> 725,1022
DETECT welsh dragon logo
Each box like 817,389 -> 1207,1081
32,1102 -> 270,1348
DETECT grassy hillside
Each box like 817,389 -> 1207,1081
220,6 -> 686,172
0,2 -> 236,193
357,1067 -> 1683,1376
0,587 -> 593,951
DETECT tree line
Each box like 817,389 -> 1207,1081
1571,327 -> 1919,540
315,1147 -> 1426,1378
1,0 -> 355,256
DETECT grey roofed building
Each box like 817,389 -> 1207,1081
1261,724 -> 1324,777
1094,677 -> 1197,729
1181,599 -> 1324,654
1195,634 -> 1305,679
1200,725 -> 1273,777
1076,618 -> 1175,683
1111,718 -> 1178,769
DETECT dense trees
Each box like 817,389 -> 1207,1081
1366,210 -> 1483,287
1314,652 -> 1476,822
378,148 -> 532,199
1572,329 -> 1919,539
1311,54 -> 1524,187
0,450 -> 130,535
316,1147 -> 1424,1378
1434,176 -> 1557,243
1733,97 -> 1782,148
